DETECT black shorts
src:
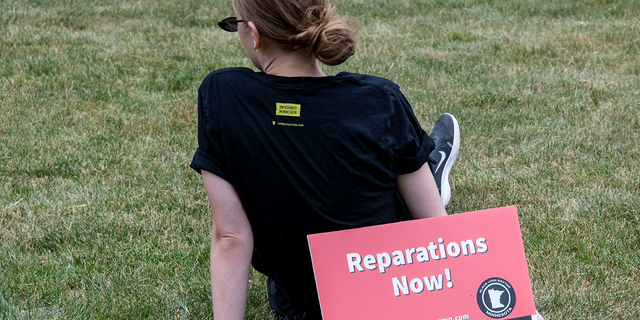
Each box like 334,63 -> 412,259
267,277 -> 321,320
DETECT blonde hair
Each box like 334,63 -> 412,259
233,0 -> 357,66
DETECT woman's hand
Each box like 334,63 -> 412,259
202,170 -> 254,320
397,162 -> 447,219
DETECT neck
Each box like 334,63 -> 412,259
258,48 -> 326,78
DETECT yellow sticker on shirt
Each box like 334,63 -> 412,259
276,103 -> 301,117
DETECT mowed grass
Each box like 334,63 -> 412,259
1,0 -> 639,319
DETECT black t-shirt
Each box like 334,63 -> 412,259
190,67 -> 434,317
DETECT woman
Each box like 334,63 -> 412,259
190,0 -> 460,318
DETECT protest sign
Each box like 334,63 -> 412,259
308,206 -> 537,320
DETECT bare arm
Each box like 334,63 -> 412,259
201,170 -> 254,320
396,162 -> 447,219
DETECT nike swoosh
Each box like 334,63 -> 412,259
434,151 -> 446,173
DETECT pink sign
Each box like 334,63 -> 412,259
308,206 -> 538,320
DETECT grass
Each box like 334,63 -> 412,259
1,0 -> 639,319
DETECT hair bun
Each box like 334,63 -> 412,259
234,0 -> 358,65
289,4 -> 357,66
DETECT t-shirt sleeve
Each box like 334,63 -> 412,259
189,82 -> 231,181
389,90 -> 435,175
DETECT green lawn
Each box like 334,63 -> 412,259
1,0 -> 639,319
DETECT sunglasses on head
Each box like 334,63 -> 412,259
218,17 -> 247,32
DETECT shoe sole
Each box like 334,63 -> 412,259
440,113 -> 460,207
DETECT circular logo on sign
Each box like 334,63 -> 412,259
476,277 -> 516,318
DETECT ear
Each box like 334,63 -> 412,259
247,21 -> 261,51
